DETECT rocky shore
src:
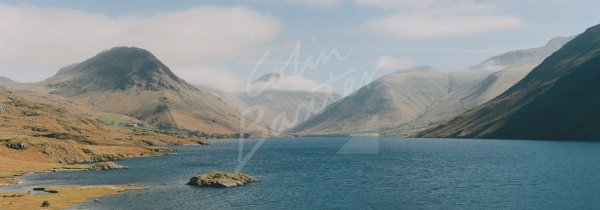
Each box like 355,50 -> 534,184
0,185 -> 142,210
90,162 -> 128,170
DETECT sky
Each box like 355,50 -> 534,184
0,0 -> 599,95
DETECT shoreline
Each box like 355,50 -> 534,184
0,148 -> 171,188
0,146 -> 181,209
0,185 -> 143,210
0,159 -> 149,209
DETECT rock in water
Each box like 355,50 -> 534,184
196,139 -> 211,145
90,162 -> 128,170
41,201 -> 50,207
187,171 -> 257,188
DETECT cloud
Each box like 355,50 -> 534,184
353,0 -> 433,9
273,0 -> 429,8
257,0 -> 343,7
359,0 -> 524,39
248,74 -> 333,93
0,3 -> 281,92
374,56 -> 411,70
365,14 -> 523,39
178,65 -> 246,93
301,0 -> 343,7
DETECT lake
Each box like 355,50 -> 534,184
7,137 -> 600,209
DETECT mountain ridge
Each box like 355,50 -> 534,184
290,36 -> 572,136
419,24 -> 600,140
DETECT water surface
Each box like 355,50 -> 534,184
7,137 -> 600,209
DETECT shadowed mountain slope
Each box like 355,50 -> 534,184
420,24 -> 600,140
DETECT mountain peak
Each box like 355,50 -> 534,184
81,46 -> 168,75
98,47 -> 160,64
545,36 -> 573,48
107,46 -> 151,53
470,35 -> 574,71
253,73 -> 281,83
0,76 -> 23,89
48,46 -> 193,94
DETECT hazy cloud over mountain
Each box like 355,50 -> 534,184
0,4 -> 280,92
0,0 -> 597,94
247,73 -> 333,93
374,56 -> 412,71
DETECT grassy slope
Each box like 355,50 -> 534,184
0,87 -> 201,183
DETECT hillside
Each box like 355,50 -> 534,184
0,77 -> 27,89
34,47 -> 266,136
420,24 -> 600,140
289,67 -> 450,135
290,37 -> 571,136
397,36 -> 574,134
0,87 -> 201,185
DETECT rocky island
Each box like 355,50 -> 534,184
90,162 -> 128,170
187,171 -> 257,188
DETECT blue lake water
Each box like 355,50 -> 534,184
6,137 -> 600,209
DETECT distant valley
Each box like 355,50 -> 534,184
200,73 -> 340,132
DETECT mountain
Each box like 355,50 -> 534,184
290,36 -> 572,136
403,36 -> 574,132
198,73 -> 340,131
253,72 -> 282,83
36,47 -> 265,135
420,24 -> 600,140
289,66 -> 450,135
463,36 -> 574,104
0,76 -> 27,89
470,36 -> 574,71
0,76 -> 15,86
44,47 -> 192,95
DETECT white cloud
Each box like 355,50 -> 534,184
359,0 -> 524,39
374,56 -> 411,70
248,74 -> 333,93
365,14 -> 523,39
178,65 -> 246,93
301,0 -> 343,7
250,0 -> 343,7
353,0 -> 433,9
0,3 -> 281,92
